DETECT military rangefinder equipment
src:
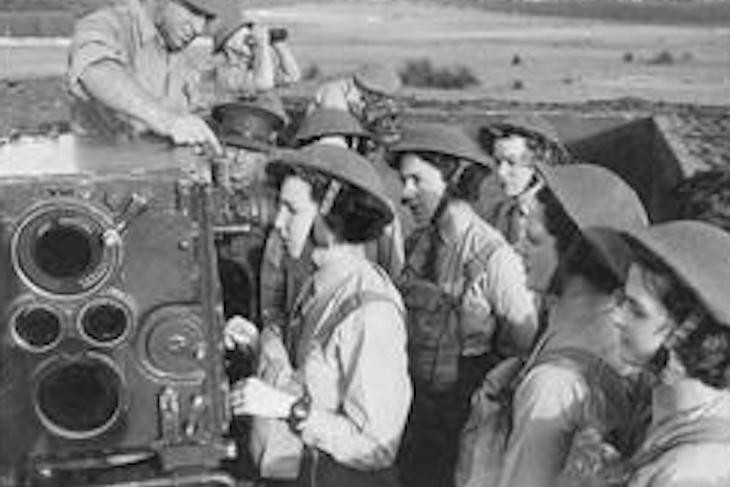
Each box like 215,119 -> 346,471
0,134 -> 235,487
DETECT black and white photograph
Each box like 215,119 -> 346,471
0,0 -> 729,485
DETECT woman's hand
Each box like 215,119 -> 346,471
224,315 -> 260,351
230,377 -> 297,418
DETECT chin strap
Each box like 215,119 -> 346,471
319,179 -> 342,215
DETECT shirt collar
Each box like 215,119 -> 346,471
515,179 -> 543,215
310,244 -> 368,295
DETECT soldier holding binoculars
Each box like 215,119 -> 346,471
212,9 -> 302,98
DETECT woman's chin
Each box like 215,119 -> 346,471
618,347 -> 646,371
287,245 -> 302,260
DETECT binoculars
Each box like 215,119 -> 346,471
243,25 -> 289,45
269,27 -> 289,44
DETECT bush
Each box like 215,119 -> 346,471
301,63 -> 321,81
399,58 -> 480,90
512,79 -> 525,90
647,49 -> 676,65
623,51 -> 634,63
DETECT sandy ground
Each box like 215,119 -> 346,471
1,0 -> 729,105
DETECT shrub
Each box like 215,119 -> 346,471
623,51 -> 634,63
647,50 -> 676,66
512,79 -> 525,90
301,63 -> 321,81
399,58 -> 480,90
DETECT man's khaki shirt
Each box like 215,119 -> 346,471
67,0 -> 202,137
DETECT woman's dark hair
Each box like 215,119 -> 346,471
481,125 -> 574,168
558,237 -> 622,296
411,151 -> 489,202
270,164 -> 390,244
632,243 -> 730,389
536,186 -> 580,255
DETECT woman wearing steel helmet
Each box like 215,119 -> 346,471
457,162 -> 650,487
388,122 -> 538,487
607,221 -> 730,487
226,144 -> 411,487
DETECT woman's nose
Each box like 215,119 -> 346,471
497,160 -> 510,179
610,305 -> 628,331
273,209 -> 285,233
401,179 -> 417,200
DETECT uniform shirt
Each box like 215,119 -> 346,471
498,356 -> 632,487
497,290 -> 634,487
67,0 -> 202,137
261,246 -> 412,470
433,201 -> 537,356
259,154 -> 407,329
489,183 -> 541,248
498,361 -> 593,487
628,379 -> 730,487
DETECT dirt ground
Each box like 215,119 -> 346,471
273,1 -> 730,105
1,1 -> 729,103
0,1 -> 728,165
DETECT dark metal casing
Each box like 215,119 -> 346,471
0,135 -> 233,486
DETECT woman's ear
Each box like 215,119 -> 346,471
527,171 -> 544,194
660,346 -> 688,383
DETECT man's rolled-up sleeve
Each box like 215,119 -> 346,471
68,11 -> 127,99
299,301 -> 412,470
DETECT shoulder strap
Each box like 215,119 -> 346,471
504,346 -> 602,399
314,290 -> 400,349
534,347 -> 602,370
530,347 -> 628,397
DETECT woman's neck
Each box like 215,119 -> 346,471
516,179 -> 543,210
436,200 -> 471,240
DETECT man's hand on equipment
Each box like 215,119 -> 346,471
165,113 -> 223,155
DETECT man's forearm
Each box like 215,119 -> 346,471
273,42 -> 301,84
78,59 -> 172,134
251,42 -> 276,90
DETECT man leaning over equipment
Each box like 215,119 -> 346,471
67,0 -> 233,152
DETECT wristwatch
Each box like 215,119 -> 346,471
287,393 -> 311,433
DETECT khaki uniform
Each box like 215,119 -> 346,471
627,380 -> 730,487
67,0 -> 203,137
251,247 -> 411,480
398,201 -> 536,487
